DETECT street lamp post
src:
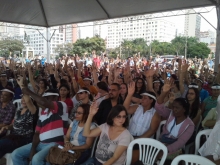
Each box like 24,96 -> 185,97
185,36 -> 187,59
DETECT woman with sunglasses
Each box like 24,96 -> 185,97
83,103 -> 133,165
48,104 -> 96,165
69,87 -> 93,120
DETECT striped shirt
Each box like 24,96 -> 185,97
36,101 -> 68,145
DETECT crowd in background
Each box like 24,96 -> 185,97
0,50 -> 219,165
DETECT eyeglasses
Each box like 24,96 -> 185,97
116,115 -> 127,119
74,111 -> 84,115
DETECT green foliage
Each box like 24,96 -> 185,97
72,36 -> 106,56
0,38 -> 24,57
121,38 -> 148,58
187,42 -> 210,58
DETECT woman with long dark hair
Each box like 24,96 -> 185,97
186,83 -> 201,125
58,84 -> 74,115
132,78 -> 146,104
120,83 -> 128,102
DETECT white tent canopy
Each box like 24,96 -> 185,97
0,0 -> 214,27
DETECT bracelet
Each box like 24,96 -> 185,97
65,141 -> 70,143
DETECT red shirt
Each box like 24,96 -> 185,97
58,97 -> 74,115
203,84 -> 212,96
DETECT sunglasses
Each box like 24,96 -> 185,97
74,111 -> 84,115
116,115 -> 128,119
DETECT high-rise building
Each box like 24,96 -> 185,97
200,30 -> 216,44
184,9 -> 201,39
64,24 -> 78,43
106,16 -> 176,48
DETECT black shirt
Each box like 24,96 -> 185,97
94,97 -> 124,125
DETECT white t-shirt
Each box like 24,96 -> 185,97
167,119 -> 184,138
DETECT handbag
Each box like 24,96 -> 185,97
46,146 -> 84,165
160,119 -> 178,144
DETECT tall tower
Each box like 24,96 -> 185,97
184,9 -> 201,39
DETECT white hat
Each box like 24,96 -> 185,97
212,85 -> 220,89
140,93 -> 156,100
77,89 -> 90,95
42,92 -> 59,97
188,85 -> 199,88
1,89 -> 14,95
83,78 -> 92,81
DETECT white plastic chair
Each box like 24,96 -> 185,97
13,99 -> 21,110
90,123 -> 99,158
171,154 -> 215,165
156,120 -> 166,140
3,153 -> 13,165
126,138 -> 168,165
195,129 -> 212,155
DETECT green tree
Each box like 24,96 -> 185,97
0,38 -> 24,57
72,36 -> 106,56
188,42 -> 210,58
120,38 -> 148,58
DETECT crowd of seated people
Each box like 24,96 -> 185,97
0,54 -> 220,165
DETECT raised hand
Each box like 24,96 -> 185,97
16,76 -> 24,88
181,63 -> 189,72
145,68 -> 155,77
127,81 -> 135,96
162,78 -> 172,93
89,101 -> 99,116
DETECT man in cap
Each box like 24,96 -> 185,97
195,78 -> 209,103
0,87 -> 16,137
11,77 -> 68,165
202,84 -> 220,119
69,87 -> 92,120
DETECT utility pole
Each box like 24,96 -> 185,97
185,36 -> 187,59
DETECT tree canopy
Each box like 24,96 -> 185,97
72,35 -> 106,56
0,38 -> 24,57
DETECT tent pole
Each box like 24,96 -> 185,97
215,2 -> 220,71
46,27 -> 50,63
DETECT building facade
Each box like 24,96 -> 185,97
106,16 -> 176,48
200,30 -> 216,45
184,9 -> 201,39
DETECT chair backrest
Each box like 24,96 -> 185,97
13,99 -> 22,110
126,138 -> 168,165
90,123 -> 99,158
171,154 -> 215,165
195,129 -> 212,155
156,120 -> 166,140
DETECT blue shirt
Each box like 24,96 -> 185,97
200,89 -> 209,103
208,60 -> 214,68
41,58 -> 46,65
